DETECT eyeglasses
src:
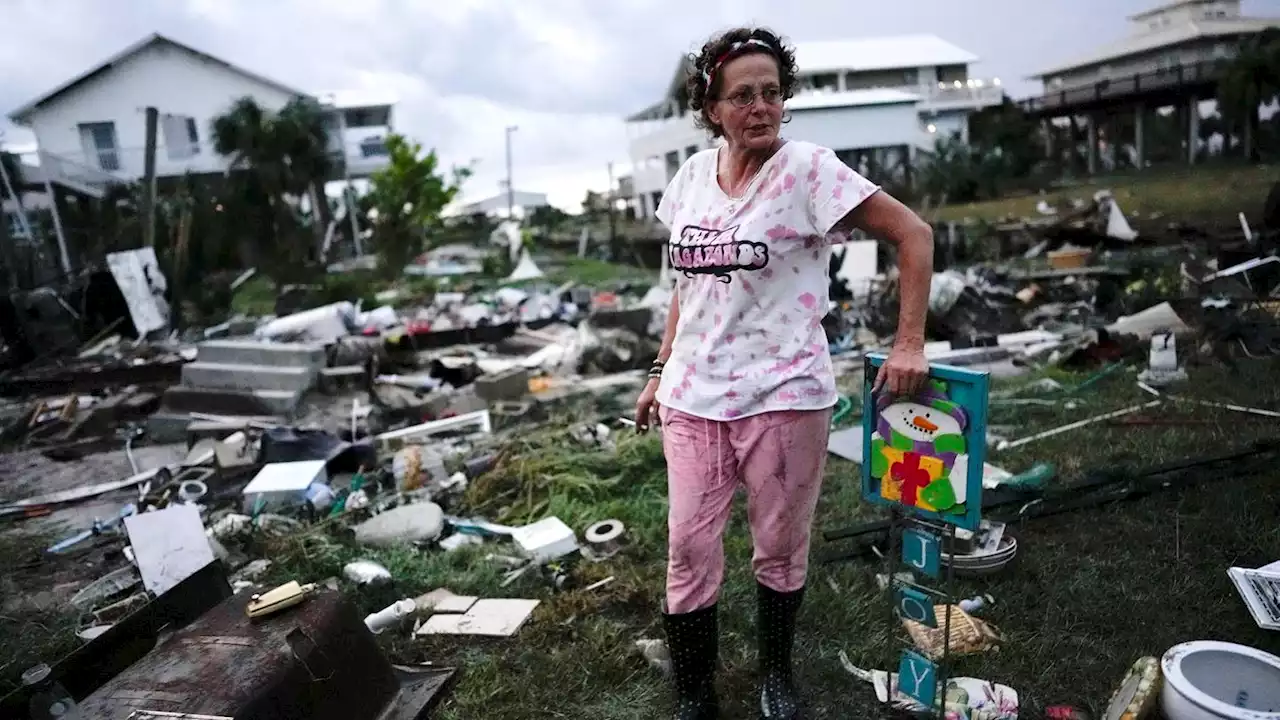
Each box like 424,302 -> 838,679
721,86 -> 783,108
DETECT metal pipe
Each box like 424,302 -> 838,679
37,150 -> 72,274
505,125 -> 518,219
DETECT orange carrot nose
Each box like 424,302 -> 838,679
913,416 -> 938,432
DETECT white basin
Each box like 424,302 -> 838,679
1161,641 -> 1280,720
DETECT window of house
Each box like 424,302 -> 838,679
360,137 -> 389,157
811,73 -> 839,92
163,115 -> 200,160
845,69 -> 918,91
343,107 -> 391,128
78,121 -> 120,172
4,211 -> 28,239
665,151 -> 680,181
685,145 -> 700,160
937,65 -> 968,86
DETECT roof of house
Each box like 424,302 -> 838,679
629,33 -> 977,120
793,35 -> 979,75
449,190 -> 550,217
1130,0 -> 1220,22
1030,15 -> 1278,78
313,89 -> 398,110
7,33 -> 309,124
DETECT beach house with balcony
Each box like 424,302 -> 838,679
4,33 -> 395,274
623,34 -> 1003,220
1022,0 -> 1278,171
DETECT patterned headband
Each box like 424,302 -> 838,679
703,38 -> 776,89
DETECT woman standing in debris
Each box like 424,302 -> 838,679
633,26 -> 933,719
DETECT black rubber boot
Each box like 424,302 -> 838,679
757,583 -> 805,719
662,603 -> 719,720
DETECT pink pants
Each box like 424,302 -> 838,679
661,406 -> 832,614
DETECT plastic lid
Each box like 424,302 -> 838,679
21,663 -> 51,686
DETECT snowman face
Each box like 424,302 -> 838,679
884,401 -> 962,442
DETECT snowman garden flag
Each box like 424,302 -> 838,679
861,353 -> 991,712
861,354 -> 991,532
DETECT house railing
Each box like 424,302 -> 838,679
1018,59 -> 1227,113
27,139 -> 392,186
627,79 -> 1005,136
919,82 -> 1005,107
32,150 -> 126,198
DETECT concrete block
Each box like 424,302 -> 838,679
474,368 -> 530,403
445,388 -> 488,417
196,339 -> 326,369
181,362 -> 315,394
162,386 -> 301,416
186,418 -> 280,446
147,412 -> 193,444
319,365 -> 366,395
490,400 -> 539,429
590,307 -> 653,336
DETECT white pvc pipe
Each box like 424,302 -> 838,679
364,598 -> 416,635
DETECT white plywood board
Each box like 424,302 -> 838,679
123,504 -> 215,597
106,247 -> 169,335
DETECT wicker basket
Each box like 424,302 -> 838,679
903,605 -> 1002,660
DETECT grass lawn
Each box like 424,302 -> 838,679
227,253 -> 656,317
538,255 -> 656,286
3,359 -> 1277,716
933,163 -> 1279,227
276,357 -> 1279,718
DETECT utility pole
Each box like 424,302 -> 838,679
607,161 -> 617,245
504,125 -> 518,220
141,106 -> 158,248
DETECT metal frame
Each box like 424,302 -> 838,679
862,355 -> 990,716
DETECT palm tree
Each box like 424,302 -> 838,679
1217,28 -> 1280,162
211,96 -> 332,280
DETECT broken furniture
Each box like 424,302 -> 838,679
0,562 -> 234,719
65,588 -> 454,720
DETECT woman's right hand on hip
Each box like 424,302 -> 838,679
634,378 -> 661,433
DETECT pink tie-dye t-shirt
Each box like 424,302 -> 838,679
654,140 -> 880,421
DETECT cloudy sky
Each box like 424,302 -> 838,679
0,0 -> 1271,209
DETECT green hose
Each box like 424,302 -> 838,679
832,395 -> 856,426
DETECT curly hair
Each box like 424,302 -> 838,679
685,27 -> 798,139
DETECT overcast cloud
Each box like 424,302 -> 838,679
0,0 -> 1271,209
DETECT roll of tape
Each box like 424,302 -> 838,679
584,519 -> 625,559
178,480 -> 208,504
